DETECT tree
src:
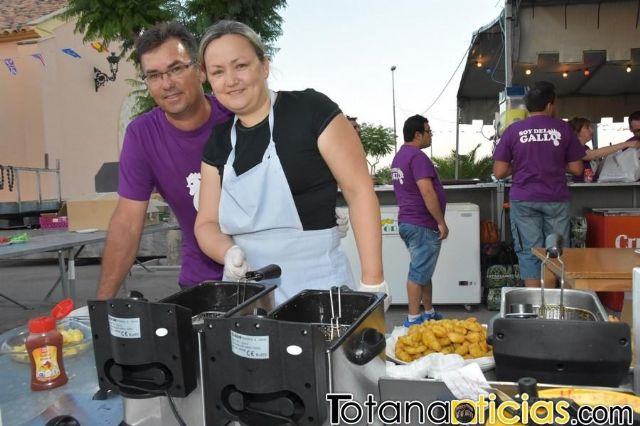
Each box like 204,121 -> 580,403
64,0 -> 287,117
431,144 -> 493,181
64,0 -> 287,60
360,123 -> 395,175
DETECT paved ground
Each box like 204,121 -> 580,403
0,258 -> 497,335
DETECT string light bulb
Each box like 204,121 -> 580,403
626,65 -> 632,73
562,71 -> 568,78
525,68 -> 532,75
583,68 -> 590,76
476,60 -> 482,68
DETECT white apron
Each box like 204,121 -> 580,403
219,91 -> 353,303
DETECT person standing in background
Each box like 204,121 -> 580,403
568,117 -> 639,182
493,81 -> 585,288
391,115 -> 448,327
628,111 -> 640,140
96,22 -> 232,299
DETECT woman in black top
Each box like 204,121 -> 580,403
194,20 -> 389,306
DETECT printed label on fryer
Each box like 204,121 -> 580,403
230,330 -> 269,359
108,315 -> 141,339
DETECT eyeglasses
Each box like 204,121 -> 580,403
142,61 -> 195,84
631,128 -> 640,135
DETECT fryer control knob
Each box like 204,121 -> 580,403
228,390 -> 245,411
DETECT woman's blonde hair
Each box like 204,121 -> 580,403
199,20 -> 267,66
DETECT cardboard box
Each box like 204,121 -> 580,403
63,193 -> 166,231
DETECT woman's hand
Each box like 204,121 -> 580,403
223,245 -> 249,280
358,280 -> 392,311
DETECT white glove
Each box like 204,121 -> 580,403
223,245 -> 249,281
358,280 -> 391,311
335,209 -> 350,239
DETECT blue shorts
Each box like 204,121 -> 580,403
509,200 -> 571,280
398,223 -> 442,285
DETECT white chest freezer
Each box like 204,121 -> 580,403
339,202 -> 481,305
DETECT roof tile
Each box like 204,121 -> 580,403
0,0 -> 68,31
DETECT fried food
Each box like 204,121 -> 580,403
9,326 -> 86,362
394,317 -> 492,362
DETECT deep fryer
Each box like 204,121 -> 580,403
88,267 -> 278,426
490,235 -> 631,386
202,287 -> 387,426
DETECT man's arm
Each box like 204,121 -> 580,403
416,178 -> 449,240
493,160 -> 512,179
96,197 -> 149,299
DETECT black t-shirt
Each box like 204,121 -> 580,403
202,89 -> 341,230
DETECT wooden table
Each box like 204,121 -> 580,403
532,247 -> 640,291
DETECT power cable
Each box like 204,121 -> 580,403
420,44 -> 472,115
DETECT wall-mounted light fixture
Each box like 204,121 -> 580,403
626,65 -> 632,73
475,60 -> 483,68
583,67 -> 590,77
562,71 -> 568,78
525,68 -> 532,76
94,52 -> 121,92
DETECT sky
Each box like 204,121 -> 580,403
267,0 -> 504,163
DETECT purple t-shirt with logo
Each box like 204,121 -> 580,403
493,115 -> 586,201
118,95 -> 232,286
391,144 -> 446,230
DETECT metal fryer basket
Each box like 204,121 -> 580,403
191,310 -> 226,325
534,305 -> 597,321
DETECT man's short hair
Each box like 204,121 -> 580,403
524,81 -> 556,113
135,21 -> 198,67
403,115 -> 428,142
629,111 -> 640,126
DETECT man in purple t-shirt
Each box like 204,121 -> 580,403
493,81 -> 585,287
391,115 -> 448,327
96,22 -> 231,299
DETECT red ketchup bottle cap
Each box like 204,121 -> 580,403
28,316 -> 56,333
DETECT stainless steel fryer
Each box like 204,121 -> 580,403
490,235 -> 631,386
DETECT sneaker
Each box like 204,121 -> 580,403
421,311 -> 443,322
403,316 -> 424,328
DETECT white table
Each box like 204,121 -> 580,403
0,223 -> 179,305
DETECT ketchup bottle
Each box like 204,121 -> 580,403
26,299 -> 73,391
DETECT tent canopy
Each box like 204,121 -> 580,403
457,0 -> 640,124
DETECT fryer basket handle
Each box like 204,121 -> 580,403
244,264 -> 281,282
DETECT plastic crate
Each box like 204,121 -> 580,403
39,214 -> 68,230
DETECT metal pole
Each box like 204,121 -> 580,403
15,169 -> 22,212
455,105 -> 461,180
36,170 -> 42,206
56,159 -> 62,203
391,65 -> 398,152
504,1 -> 513,87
